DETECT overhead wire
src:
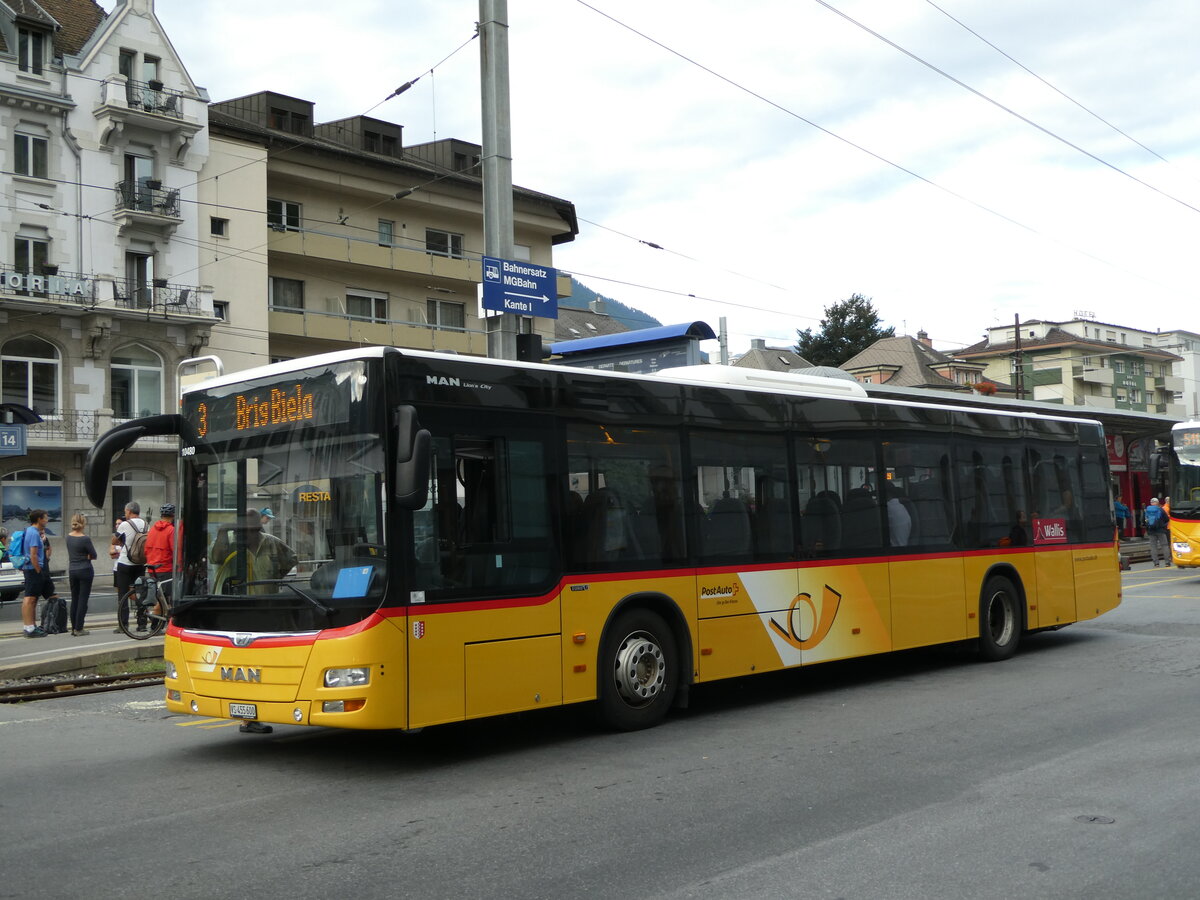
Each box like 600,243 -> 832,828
922,0 -> 1172,164
813,0 -> 1200,215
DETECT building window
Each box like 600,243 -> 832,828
14,234 -> 48,274
363,131 -> 398,156
18,28 -> 45,75
111,346 -> 163,419
212,301 -> 228,320
1113,360 -> 1125,374
427,298 -> 465,330
347,290 -> 388,322
111,468 -> 166,528
2,471 -> 64,536
1129,389 -> 1142,404
268,276 -> 304,311
14,133 -> 48,178
267,198 -> 301,231
378,219 -> 394,247
268,107 -> 308,134
210,217 -> 229,237
425,228 -> 463,258
123,251 -> 154,308
1,335 -> 59,416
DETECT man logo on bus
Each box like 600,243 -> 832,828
768,585 -> 843,651
413,621 -> 426,639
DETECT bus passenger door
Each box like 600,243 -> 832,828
1033,551 -> 1076,627
406,423 -> 562,727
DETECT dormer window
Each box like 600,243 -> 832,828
363,130 -> 398,156
18,27 -> 46,75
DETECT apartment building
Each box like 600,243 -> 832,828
205,91 -> 577,365
954,318 -> 1185,416
0,0 -> 214,533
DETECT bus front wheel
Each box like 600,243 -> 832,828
979,576 -> 1021,661
598,609 -> 678,731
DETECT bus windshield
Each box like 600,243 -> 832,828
1171,425 -> 1200,517
174,363 -> 388,634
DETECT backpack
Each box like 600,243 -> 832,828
1146,505 -> 1167,532
7,528 -> 29,569
126,520 -> 149,566
40,596 -> 67,634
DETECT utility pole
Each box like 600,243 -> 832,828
480,0 -> 518,360
1012,314 -> 1025,400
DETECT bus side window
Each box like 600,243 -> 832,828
566,422 -> 684,571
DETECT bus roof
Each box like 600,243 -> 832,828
184,347 -> 1112,430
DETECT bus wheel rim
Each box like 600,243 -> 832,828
987,590 -> 1014,645
613,632 -> 665,706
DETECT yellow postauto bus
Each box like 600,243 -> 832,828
1165,420 -> 1200,568
84,347 -> 1121,733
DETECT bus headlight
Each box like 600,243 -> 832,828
164,660 -> 177,679
324,667 -> 371,687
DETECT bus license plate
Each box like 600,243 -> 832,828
1173,542 -> 1189,554
229,703 -> 257,719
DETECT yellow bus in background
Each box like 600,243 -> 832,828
84,348 -> 1121,733
1166,421 -> 1200,567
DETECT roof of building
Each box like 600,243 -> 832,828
842,335 -> 978,390
956,326 -> 1183,362
35,0 -> 106,56
554,304 -> 630,343
207,101 -> 578,243
733,342 -> 812,372
551,321 -> 716,355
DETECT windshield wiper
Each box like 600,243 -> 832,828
246,579 -> 336,616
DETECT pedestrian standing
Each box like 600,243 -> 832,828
1144,497 -> 1170,567
1113,496 -> 1131,540
65,513 -> 97,635
113,502 -> 146,634
20,509 -> 62,637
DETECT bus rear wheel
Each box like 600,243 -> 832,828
598,609 -> 678,731
979,576 -> 1021,661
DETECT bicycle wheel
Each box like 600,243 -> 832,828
144,588 -> 169,638
117,586 -> 157,641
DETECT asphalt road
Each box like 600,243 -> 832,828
2,565 -> 1198,899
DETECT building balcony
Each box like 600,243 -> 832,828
113,279 -> 205,316
23,409 -> 176,451
1072,365 -> 1112,385
94,76 -> 201,160
268,306 -> 489,356
268,228 -> 573,299
1156,374 -> 1185,393
113,181 -> 183,232
0,270 -> 212,319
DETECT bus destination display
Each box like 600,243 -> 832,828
188,373 -> 349,443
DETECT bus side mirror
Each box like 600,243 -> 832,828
393,405 -> 430,510
84,413 -> 185,507
1149,450 -> 1163,484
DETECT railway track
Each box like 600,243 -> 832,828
0,671 -> 165,703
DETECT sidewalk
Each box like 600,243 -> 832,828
0,612 -> 163,681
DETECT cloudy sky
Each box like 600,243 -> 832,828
155,0 -> 1200,354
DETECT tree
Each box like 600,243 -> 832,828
795,293 -> 895,366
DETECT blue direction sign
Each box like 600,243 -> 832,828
0,423 -> 27,456
482,255 -> 558,319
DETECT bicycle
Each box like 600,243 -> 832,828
117,562 -> 172,640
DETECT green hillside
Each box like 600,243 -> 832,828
561,276 -> 662,331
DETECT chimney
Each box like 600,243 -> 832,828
751,339 -> 766,350
916,329 -> 932,347
589,299 -> 606,316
